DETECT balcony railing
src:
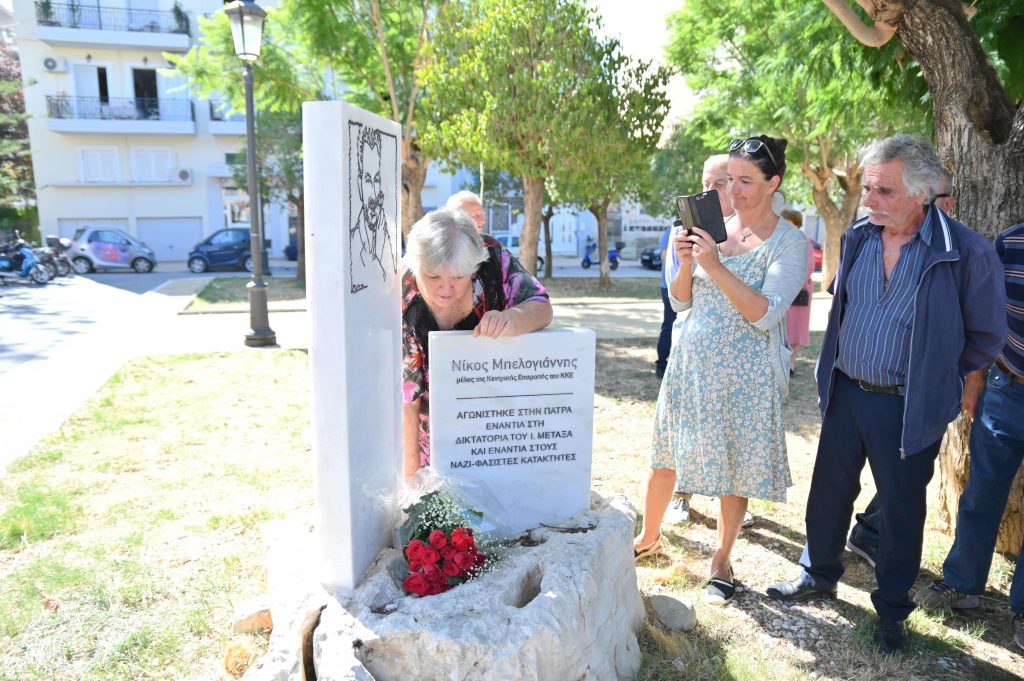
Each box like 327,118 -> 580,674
35,2 -> 190,36
209,100 -> 244,122
47,95 -> 195,121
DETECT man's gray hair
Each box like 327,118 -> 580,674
404,208 -> 488,277
859,134 -> 943,199
702,154 -> 729,178
444,190 -> 483,212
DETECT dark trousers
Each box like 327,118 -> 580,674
943,368 -> 1024,613
657,287 -> 676,369
850,494 -> 881,549
800,372 -> 941,620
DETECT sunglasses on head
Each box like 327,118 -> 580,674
729,137 -> 780,177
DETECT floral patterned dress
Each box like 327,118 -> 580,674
402,235 -> 549,466
651,241 -> 791,502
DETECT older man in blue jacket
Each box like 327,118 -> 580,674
767,134 -> 1007,654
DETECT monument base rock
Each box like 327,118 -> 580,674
243,493 -> 644,681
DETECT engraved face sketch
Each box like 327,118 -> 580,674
349,122 -> 399,294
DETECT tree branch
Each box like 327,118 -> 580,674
403,0 -> 432,130
821,0 -> 897,47
370,0 -> 401,122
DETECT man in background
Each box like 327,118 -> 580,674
445,191 -> 486,233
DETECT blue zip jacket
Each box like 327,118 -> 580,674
816,205 -> 1007,457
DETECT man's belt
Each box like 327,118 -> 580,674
995,357 -> 1024,385
856,378 -> 905,396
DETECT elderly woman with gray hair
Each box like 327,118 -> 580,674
402,208 -> 553,479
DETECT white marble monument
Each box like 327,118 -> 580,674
429,328 -> 596,535
304,101 -> 402,591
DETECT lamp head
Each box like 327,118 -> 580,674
224,0 -> 266,62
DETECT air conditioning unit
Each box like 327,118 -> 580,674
171,167 -> 193,185
42,56 -> 69,73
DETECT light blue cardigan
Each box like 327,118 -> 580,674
667,217 -> 809,397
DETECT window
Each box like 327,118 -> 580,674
211,230 -> 245,246
132,147 -> 172,183
79,147 -> 120,183
94,230 -> 128,244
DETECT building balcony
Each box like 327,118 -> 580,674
46,95 -> 196,135
208,100 -> 245,136
34,2 -> 191,51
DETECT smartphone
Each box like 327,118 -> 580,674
675,190 -> 729,244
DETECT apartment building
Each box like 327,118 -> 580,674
11,0 -> 294,263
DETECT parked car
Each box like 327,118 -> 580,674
640,246 -> 663,270
810,239 -> 823,271
495,234 -> 544,270
69,227 -> 157,274
187,228 -> 253,273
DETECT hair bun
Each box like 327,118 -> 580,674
765,136 -> 787,155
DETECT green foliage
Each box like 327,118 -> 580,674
284,0 -> 442,128
0,484 -> 80,548
230,110 -> 303,208
552,37 -> 670,209
0,40 -> 35,207
0,205 -> 39,243
167,9 -> 326,114
420,0 -> 608,179
638,122 -> 718,218
664,0 -> 921,206
171,1 -> 440,229
971,0 -> 1024,103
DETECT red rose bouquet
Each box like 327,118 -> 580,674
402,526 -> 487,596
397,487 -> 492,597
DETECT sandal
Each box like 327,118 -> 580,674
633,534 -> 663,562
705,567 -> 736,605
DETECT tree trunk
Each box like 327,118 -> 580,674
896,2 -> 1024,239
541,203 -> 554,279
295,195 -> 306,284
591,199 -> 611,291
890,0 -> 1024,548
801,158 -> 861,287
520,175 -> 544,276
401,137 -> 429,239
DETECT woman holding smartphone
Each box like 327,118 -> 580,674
633,135 -> 808,605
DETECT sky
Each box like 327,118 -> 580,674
588,0 -> 698,135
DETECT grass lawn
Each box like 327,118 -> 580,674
2,341 -> 1022,680
186,277 -> 307,313
0,352 -> 312,681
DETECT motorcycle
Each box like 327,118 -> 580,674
45,235 -> 74,277
34,246 -> 59,280
0,237 -> 50,285
580,240 -> 624,270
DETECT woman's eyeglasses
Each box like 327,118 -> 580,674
729,138 -> 780,177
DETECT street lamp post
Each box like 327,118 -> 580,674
225,0 -> 275,347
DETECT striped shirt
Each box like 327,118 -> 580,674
836,216 -> 934,386
996,223 -> 1024,376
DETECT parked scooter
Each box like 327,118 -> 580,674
580,240 -> 624,270
0,235 -> 50,285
